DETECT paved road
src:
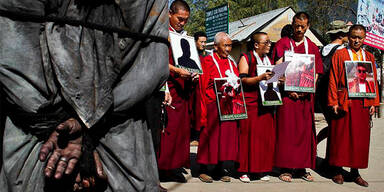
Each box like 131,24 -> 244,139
161,115 -> 384,192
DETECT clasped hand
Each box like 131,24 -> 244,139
39,118 -> 107,191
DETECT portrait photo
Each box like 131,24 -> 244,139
345,61 -> 376,98
214,78 -> 247,121
257,66 -> 282,106
169,31 -> 203,74
284,53 -> 316,93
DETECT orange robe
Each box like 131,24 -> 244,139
327,48 -> 379,168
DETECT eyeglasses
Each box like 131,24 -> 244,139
259,40 -> 272,45
358,69 -> 366,73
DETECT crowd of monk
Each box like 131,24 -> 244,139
0,0 -> 380,191
158,0 -> 379,188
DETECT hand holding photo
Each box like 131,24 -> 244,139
258,66 -> 282,106
169,31 -> 203,74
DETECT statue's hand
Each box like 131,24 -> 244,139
39,118 -> 83,179
73,151 -> 108,191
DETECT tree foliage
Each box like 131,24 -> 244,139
304,0 -> 358,42
184,0 -> 300,36
183,0 -> 360,44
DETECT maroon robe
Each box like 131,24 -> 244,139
272,37 -> 323,169
196,53 -> 239,165
157,29 -> 192,170
238,52 -> 276,173
189,55 -> 206,132
327,48 -> 379,168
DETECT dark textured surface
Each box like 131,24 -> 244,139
0,0 -> 168,191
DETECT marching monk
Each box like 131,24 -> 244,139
197,32 -> 239,183
272,12 -> 323,182
157,0 -> 199,183
327,24 -> 379,187
237,32 -> 276,183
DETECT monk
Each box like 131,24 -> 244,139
272,12 -> 323,182
197,32 -> 239,183
157,0 -> 199,183
327,24 -> 379,187
0,0 -> 169,191
237,32 -> 276,183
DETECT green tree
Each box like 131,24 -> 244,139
184,0 -> 300,36
304,0 -> 358,43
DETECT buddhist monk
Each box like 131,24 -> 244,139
327,24 -> 379,187
197,32 -> 239,183
237,32 -> 276,182
272,12 -> 323,182
157,0 -> 198,183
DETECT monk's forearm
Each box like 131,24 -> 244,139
241,76 -> 263,86
169,64 -> 178,73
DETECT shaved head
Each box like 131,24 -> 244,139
170,0 -> 190,14
214,32 -> 230,45
251,32 -> 268,44
214,32 -> 232,58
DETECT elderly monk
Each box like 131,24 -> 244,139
237,32 -> 276,183
157,0 -> 198,183
197,32 -> 239,183
327,24 -> 379,187
272,12 -> 323,182
0,0 -> 169,191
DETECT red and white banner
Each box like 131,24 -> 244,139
357,0 -> 384,50
365,32 -> 384,50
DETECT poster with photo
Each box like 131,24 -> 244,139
214,78 -> 247,121
345,61 -> 376,98
257,65 -> 282,106
284,53 -> 316,93
169,31 -> 203,74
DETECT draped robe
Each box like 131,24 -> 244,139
196,53 -> 239,165
157,28 -> 193,170
272,37 -> 323,169
327,48 -> 379,168
238,52 -> 276,173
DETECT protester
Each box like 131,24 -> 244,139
237,32 -> 276,183
281,24 -> 294,38
189,31 -> 209,147
158,0 -> 198,183
194,31 -> 209,57
0,0 -> 168,191
327,24 -> 379,187
316,20 -> 349,143
272,12 -> 323,182
197,32 -> 239,183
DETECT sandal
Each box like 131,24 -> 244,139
279,173 -> 292,182
239,174 -> 250,183
301,172 -> 314,182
